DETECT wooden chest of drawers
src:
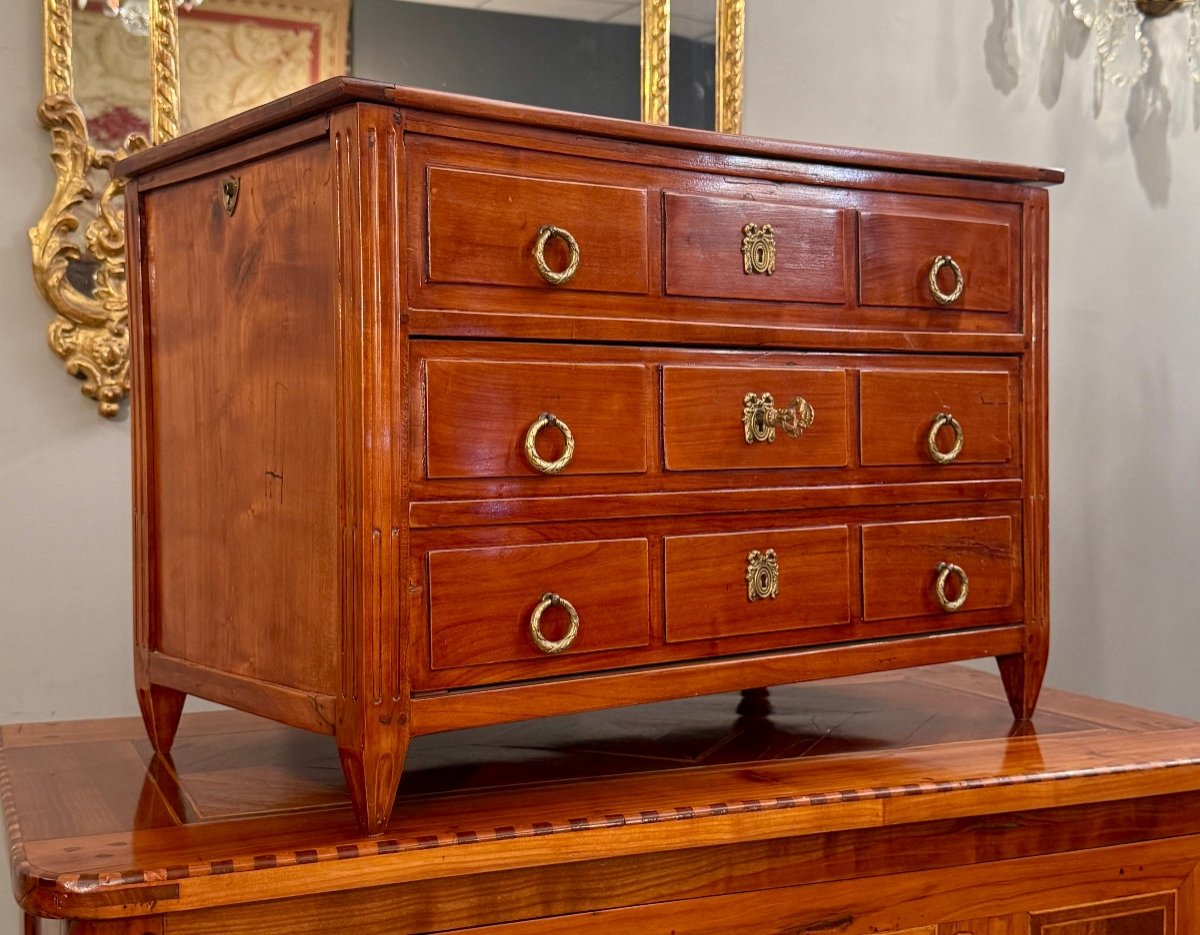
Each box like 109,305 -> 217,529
117,78 -> 1062,835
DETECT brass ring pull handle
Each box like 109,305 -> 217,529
935,562 -> 969,613
927,412 -> 964,464
533,225 -> 581,286
743,392 -> 815,444
529,592 -> 580,654
928,255 -> 965,305
523,412 -> 575,475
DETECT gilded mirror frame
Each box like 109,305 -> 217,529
33,0 -> 743,418
32,0 -> 180,417
643,0 -> 744,133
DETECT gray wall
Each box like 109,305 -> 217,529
352,0 -> 714,129
746,0 -> 1200,719
0,4 -> 140,934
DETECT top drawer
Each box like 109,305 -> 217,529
859,203 -> 1018,313
426,165 -> 650,294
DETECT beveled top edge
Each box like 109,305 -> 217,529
115,76 -> 1065,186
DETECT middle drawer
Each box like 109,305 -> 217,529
415,343 -> 1020,490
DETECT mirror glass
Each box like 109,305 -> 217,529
74,2 -> 153,147
668,0 -> 715,130
68,3 -> 152,298
174,0 -> 716,129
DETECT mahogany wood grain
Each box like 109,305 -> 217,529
119,81 -> 1058,834
661,365 -> 850,472
663,526 -> 852,641
663,193 -> 848,303
861,514 -> 1019,622
859,206 -> 1018,313
859,366 -> 1018,468
422,358 -> 652,479
425,165 -> 649,293
9,667 -> 1200,933
426,538 -> 649,676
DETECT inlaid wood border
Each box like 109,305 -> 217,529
45,755 -> 1200,897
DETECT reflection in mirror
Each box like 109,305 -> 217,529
668,0 -> 715,129
67,4 -> 152,301
349,0 -> 711,129
173,0 -> 719,129
74,4 -> 152,148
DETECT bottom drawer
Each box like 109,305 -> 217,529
861,515 -> 1018,622
664,526 -> 852,642
427,539 -> 650,672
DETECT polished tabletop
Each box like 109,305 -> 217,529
5,665 -> 1200,920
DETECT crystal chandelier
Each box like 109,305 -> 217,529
1068,0 -> 1200,90
78,0 -> 204,38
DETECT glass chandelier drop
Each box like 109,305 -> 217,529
1068,0 -> 1200,89
78,0 -> 204,38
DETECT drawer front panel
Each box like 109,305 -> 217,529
860,368 -> 1017,468
428,539 -> 650,671
861,515 -> 1017,622
426,166 -> 649,294
424,359 -> 652,479
664,526 -> 852,642
662,366 -> 850,471
663,193 -> 848,303
859,209 -> 1015,312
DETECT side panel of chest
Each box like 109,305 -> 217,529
141,140 -> 341,697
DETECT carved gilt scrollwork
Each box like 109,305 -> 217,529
31,0 -> 180,418
641,0 -> 670,124
715,0 -> 744,134
641,1 -> 745,133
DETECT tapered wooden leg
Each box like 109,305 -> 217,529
136,683 -> 186,756
23,912 -> 39,935
737,687 -> 773,717
337,722 -> 410,836
997,649 -> 1047,721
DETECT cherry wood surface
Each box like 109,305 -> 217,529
662,193 -> 849,303
7,666 -> 1200,934
425,165 -> 649,294
661,366 -> 851,471
120,82 -> 1059,834
859,366 -> 1018,468
115,77 -> 1065,185
861,513 -> 1020,622
422,358 -> 653,479
143,141 -> 341,696
858,207 -> 1018,313
406,502 -> 1028,696
663,525 -> 852,641
426,538 -> 650,678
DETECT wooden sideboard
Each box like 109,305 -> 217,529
116,78 -> 1062,833
6,666 -> 1200,934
